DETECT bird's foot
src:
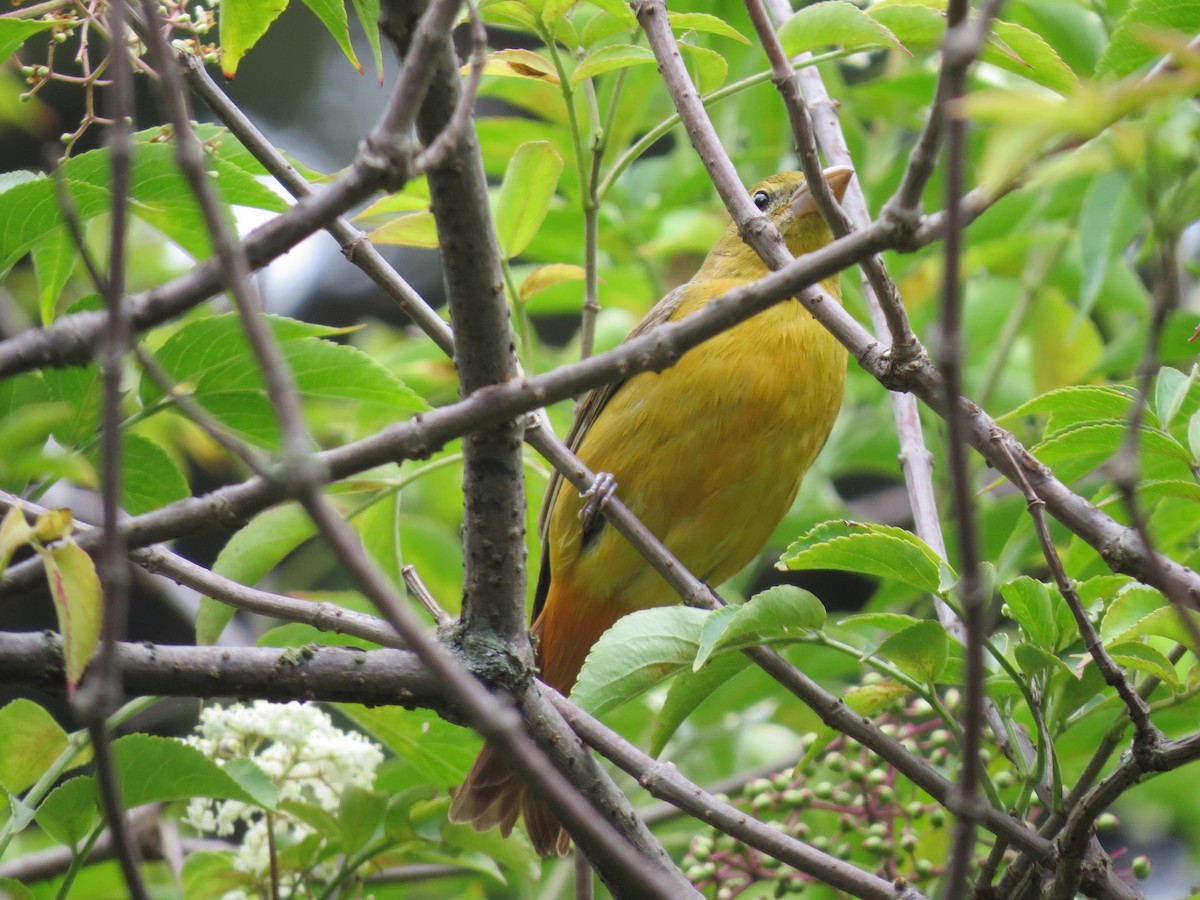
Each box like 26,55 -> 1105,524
578,472 -> 617,533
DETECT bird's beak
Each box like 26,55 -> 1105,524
790,165 -> 855,218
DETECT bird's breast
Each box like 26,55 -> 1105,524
550,285 -> 847,611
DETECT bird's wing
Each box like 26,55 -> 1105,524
531,281 -> 695,623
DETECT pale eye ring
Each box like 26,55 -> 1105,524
752,190 -> 770,210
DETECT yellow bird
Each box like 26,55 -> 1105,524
450,167 -> 853,855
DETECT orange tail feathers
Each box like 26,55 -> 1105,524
448,742 -> 572,855
450,584 -> 621,856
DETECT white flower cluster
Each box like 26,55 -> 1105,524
183,701 -> 384,898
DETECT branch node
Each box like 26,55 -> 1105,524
358,135 -> 415,193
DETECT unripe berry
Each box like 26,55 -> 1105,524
1131,856 -> 1151,880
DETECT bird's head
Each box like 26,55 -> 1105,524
697,166 -> 854,282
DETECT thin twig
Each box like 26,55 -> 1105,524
401,564 -> 453,627
71,2 -> 146,895
411,0 -> 486,173
935,1 -> 990,894
996,440 -> 1159,737
574,850 -> 594,900
0,489 -> 407,649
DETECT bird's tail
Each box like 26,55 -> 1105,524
448,741 -> 571,855
449,585 -> 615,856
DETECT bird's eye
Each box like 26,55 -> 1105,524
752,190 -> 770,210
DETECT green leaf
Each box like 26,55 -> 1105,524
494,141 -> 563,258
998,576 -> 1058,649
370,210 -> 440,247
383,785 -> 439,842
0,699 -> 69,793
843,680 -> 910,715
0,175 -> 107,274
0,131 -> 288,271
0,19 -> 57,66
1033,422 -> 1193,484
1078,173 -> 1135,319
1004,385 -> 1136,433
42,364 -> 102,449
357,489 -> 403,592
182,850 -> 252,900
222,757 -> 278,809
571,606 -> 710,716
668,12 -> 749,44
30,227 -> 75,325
1155,366 -> 1193,428
781,520 -> 949,594
584,0 -> 637,28
220,0 -> 291,78
139,314 -> 345,405
1096,0 -> 1200,78
1189,410 -> 1200,461
1100,584 -> 1166,641
875,621 -> 948,683
339,785 -> 386,856
112,734 -> 263,808
341,706 -> 479,785
1107,640 -> 1181,689
441,821 -> 542,883
651,652 -> 749,757
299,0 -> 361,72
989,18 -> 1079,94
351,0 -> 383,79
1108,605 -> 1200,652
197,503 -> 317,644
781,1 -> 905,55
142,313 -> 425,449
570,44 -> 656,85
678,42 -> 728,94
519,263 -> 586,300
692,586 -> 825,670
85,433 -> 189,515
837,612 -> 921,635
36,776 -> 99,848
39,539 -> 103,692
1014,641 -> 1073,680
867,2 -> 945,50
869,1 -> 1075,92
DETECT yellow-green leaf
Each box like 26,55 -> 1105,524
0,700 -> 69,794
669,12 -> 750,44
370,211 -> 440,248
571,44 -> 656,85
494,141 -> 563,259
519,264 -> 587,300
219,0 -> 290,78
0,505 -> 32,575
782,0 -> 905,55
39,539 -> 103,692
474,49 -> 561,84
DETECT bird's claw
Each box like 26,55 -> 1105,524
578,472 -> 617,532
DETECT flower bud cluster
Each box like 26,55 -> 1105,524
182,700 -> 383,898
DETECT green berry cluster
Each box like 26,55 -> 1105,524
680,696 -> 986,898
